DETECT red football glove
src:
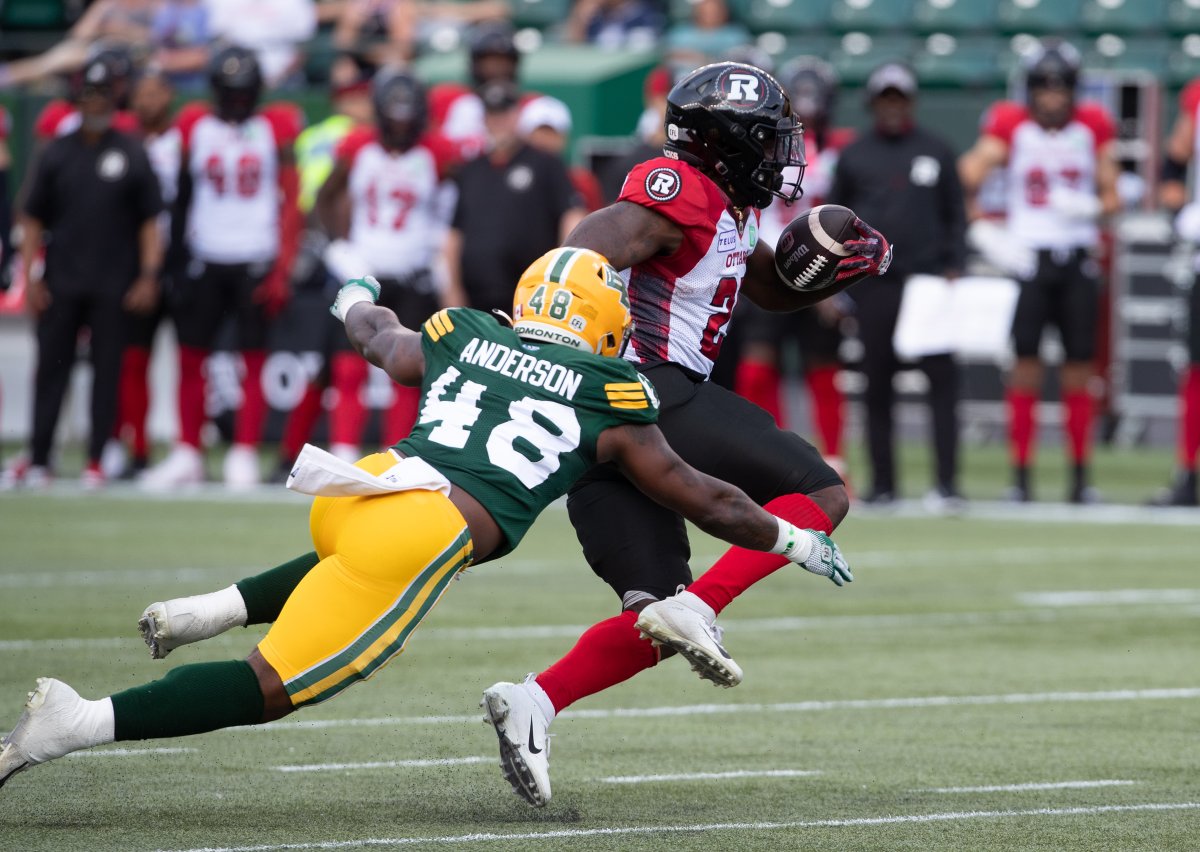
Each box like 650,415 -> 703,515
834,217 -> 893,283
254,265 -> 292,318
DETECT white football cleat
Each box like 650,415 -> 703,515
1,678 -> 101,790
635,596 -> 744,688
222,444 -> 261,490
481,678 -> 552,807
139,585 -> 248,659
140,444 -> 204,491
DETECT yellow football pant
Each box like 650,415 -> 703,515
258,453 -> 474,708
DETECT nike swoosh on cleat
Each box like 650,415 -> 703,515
527,719 -> 542,755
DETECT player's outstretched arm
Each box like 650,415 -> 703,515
598,422 -> 852,585
333,277 -> 426,386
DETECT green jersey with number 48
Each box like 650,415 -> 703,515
394,307 -> 659,556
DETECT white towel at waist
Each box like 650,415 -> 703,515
285,443 -> 452,498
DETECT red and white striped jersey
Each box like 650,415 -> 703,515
177,101 -> 302,263
336,126 -> 456,278
982,100 -> 1115,250
617,157 -> 760,377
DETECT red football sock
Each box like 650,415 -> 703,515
234,350 -> 267,446
1063,390 -> 1093,465
1006,388 -> 1037,467
383,385 -> 421,443
178,346 -> 208,449
535,611 -> 659,713
279,382 -> 324,460
329,352 -> 369,447
735,360 -> 784,425
806,365 -> 844,458
1181,366 -> 1200,469
117,346 -> 151,457
687,493 -> 833,616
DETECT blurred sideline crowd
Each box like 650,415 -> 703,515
0,0 -> 1196,511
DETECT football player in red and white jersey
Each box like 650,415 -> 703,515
315,66 -> 459,459
1147,78 -> 1200,506
141,45 -> 303,490
959,40 -> 1120,504
478,61 -> 891,805
734,56 -> 854,478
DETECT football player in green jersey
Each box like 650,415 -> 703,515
0,248 -> 850,794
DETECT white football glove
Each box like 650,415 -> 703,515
967,219 -> 1037,280
1175,203 -> 1200,243
323,238 -> 373,284
770,520 -> 853,586
330,276 -> 381,323
1048,185 -> 1103,222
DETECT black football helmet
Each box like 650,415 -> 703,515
468,21 -> 519,86
209,44 -> 262,124
779,56 -> 837,143
1024,39 -> 1080,93
664,62 -> 805,210
71,43 -> 135,107
371,66 -> 428,151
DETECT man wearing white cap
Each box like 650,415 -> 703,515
519,95 -> 604,212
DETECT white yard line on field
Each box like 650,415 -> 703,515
917,780 -> 1140,793
599,769 -> 822,784
158,802 -> 1200,852
1017,589 -> 1200,606
273,756 -> 491,773
257,687 -> 1200,732
67,747 -> 198,758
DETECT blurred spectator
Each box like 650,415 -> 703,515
442,79 -> 586,314
296,55 -> 375,212
734,57 -> 854,484
1,53 -> 163,490
206,0 -> 318,89
149,0 -> 212,91
428,21 -> 521,154
31,44 -> 140,144
958,41 -> 1119,504
1147,80 -> 1200,507
519,95 -> 604,211
314,66 -> 457,459
140,46 -> 303,490
333,0 -> 509,67
565,0 -> 664,49
664,0 -> 751,64
0,0 -> 155,90
828,61 -> 968,510
104,66 -> 182,480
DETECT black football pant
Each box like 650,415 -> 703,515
853,276 -> 960,496
31,288 -> 128,467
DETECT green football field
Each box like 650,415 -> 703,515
1,477 -> 1198,851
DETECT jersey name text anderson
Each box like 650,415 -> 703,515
458,337 -> 583,401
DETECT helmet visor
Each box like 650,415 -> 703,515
758,116 -> 806,203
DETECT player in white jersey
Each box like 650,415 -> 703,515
141,45 -> 304,491
480,61 -> 891,805
733,57 -> 854,478
315,66 -> 459,459
1147,78 -> 1200,506
959,40 -> 1119,503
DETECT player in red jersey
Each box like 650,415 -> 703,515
477,61 -> 890,805
959,40 -> 1120,503
140,45 -> 303,490
315,66 -> 460,459
733,56 -> 854,478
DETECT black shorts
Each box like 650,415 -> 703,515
566,362 -> 843,605
171,260 -> 273,350
1189,274 -> 1200,365
737,300 -> 843,365
1011,249 -> 1100,362
331,271 -> 440,353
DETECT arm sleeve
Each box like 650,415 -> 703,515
130,143 -> 165,222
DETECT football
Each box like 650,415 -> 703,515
774,204 -> 860,292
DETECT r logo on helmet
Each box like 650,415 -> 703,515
718,68 -> 767,110
645,167 -> 681,202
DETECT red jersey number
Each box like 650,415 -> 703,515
204,153 -> 263,198
365,183 -> 418,230
700,277 -> 738,362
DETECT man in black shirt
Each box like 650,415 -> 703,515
828,62 -> 968,509
442,80 -> 585,314
3,53 -> 163,489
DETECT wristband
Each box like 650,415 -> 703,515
769,517 -> 812,560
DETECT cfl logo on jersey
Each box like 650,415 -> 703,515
644,167 -> 681,202
718,69 -> 767,110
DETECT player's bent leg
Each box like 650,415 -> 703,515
139,585 -> 248,660
0,678 -> 114,790
481,676 -> 553,807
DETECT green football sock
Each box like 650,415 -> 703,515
111,660 -> 265,741
236,551 -> 319,625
